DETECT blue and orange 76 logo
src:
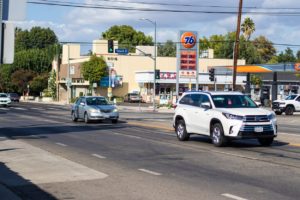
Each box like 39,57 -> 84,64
181,32 -> 197,49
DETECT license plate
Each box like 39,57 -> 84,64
254,126 -> 263,132
103,114 -> 109,118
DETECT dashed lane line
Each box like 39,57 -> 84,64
111,132 -> 142,139
92,154 -> 106,159
222,193 -> 248,200
55,142 -> 68,147
138,169 -> 161,176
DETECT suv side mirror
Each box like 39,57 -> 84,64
80,102 -> 85,106
201,102 -> 211,109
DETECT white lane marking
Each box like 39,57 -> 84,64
92,154 -> 106,159
0,136 -> 7,139
138,168 -> 161,176
0,108 -> 9,110
12,107 -> 27,110
222,193 -> 248,200
55,142 -> 67,147
112,132 -> 141,139
31,108 -> 43,110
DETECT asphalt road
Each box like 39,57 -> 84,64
0,102 -> 300,200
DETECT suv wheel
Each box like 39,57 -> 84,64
275,111 -> 282,115
285,106 -> 294,115
71,112 -> 78,122
258,137 -> 274,146
84,113 -> 90,123
175,120 -> 190,141
211,123 -> 227,147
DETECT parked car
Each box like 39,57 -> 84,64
0,93 -> 11,107
272,94 -> 300,115
7,93 -> 20,102
71,96 -> 119,123
173,91 -> 277,147
124,93 -> 142,103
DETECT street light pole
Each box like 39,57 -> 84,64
140,18 -> 157,112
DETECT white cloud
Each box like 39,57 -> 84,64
23,0 -> 300,53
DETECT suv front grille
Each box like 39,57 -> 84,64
240,124 -> 273,132
272,102 -> 279,109
244,115 -> 269,122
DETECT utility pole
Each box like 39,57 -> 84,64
233,0 -> 243,91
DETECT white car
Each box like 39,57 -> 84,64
272,94 -> 300,115
0,93 -> 11,107
173,91 -> 277,147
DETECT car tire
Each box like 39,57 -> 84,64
275,111 -> 282,115
285,106 -> 294,115
84,112 -> 90,123
211,123 -> 227,147
258,137 -> 274,146
71,112 -> 78,122
175,119 -> 190,141
112,119 -> 118,124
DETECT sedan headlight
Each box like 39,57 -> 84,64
113,108 -> 118,112
268,113 -> 276,120
222,113 -> 244,121
90,109 -> 100,113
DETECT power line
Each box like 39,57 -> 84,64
27,0 -> 300,16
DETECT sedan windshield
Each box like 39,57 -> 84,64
285,95 -> 297,100
86,97 -> 109,106
0,94 -> 7,98
212,95 -> 257,108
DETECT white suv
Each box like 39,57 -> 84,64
173,91 -> 277,147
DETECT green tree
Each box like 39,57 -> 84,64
30,73 -> 48,96
278,47 -> 296,63
253,36 -> 276,63
102,25 -> 153,52
158,40 -> 176,57
15,27 -> 58,52
296,50 -> 300,62
268,56 -> 279,64
48,70 -> 57,99
0,65 -> 13,92
241,17 -> 256,41
11,69 -> 36,95
82,54 -> 108,84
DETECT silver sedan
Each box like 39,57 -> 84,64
71,96 -> 119,123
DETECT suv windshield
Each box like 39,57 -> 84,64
212,95 -> 257,108
0,94 -> 7,98
86,97 -> 109,106
285,95 -> 297,100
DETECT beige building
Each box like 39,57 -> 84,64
57,40 -> 246,103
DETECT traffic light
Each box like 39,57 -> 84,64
108,39 -> 114,53
209,68 -> 215,82
155,69 -> 160,80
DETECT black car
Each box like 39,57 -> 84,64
7,93 -> 20,102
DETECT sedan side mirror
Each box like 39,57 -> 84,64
80,102 -> 85,106
201,102 -> 211,110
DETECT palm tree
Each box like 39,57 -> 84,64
241,17 -> 256,41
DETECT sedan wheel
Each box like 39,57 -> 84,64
84,113 -> 90,123
71,112 -> 78,122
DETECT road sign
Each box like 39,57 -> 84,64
115,48 -> 129,55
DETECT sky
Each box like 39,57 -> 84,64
16,0 -> 300,54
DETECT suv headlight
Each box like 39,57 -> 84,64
222,113 -> 244,121
113,108 -> 118,112
268,113 -> 276,120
